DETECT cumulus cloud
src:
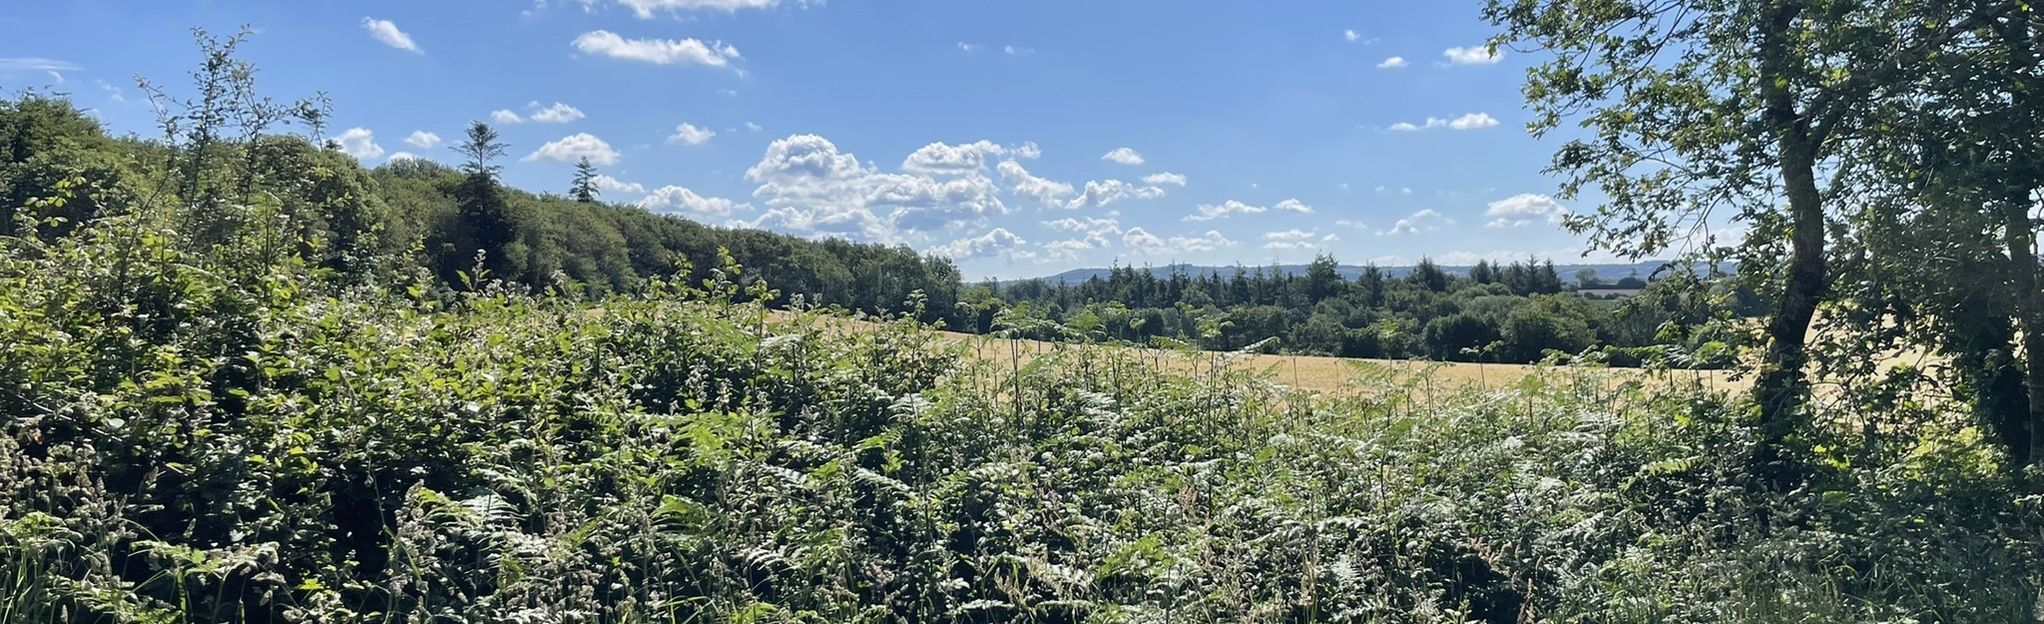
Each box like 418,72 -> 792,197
1387,112 -> 1498,132
524,132 -> 621,165
1100,147 -> 1145,166
669,122 -> 716,145
404,130 -> 441,149
997,160 -> 1074,206
902,140 -> 1009,174
386,151 -> 423,162
638,184 -> 747,217
593,175 -> 645,195
335,128 -> 385,160
1444,45 -> 1503,65
1344,29 -> 1361,42
1263,229 -> 1327,250
616,0 -> 817,18
1377,56 -> 1407,69
1273,198 -> 1313,214
1065,179 -> 1167,211
1126,228 -> 1238,254
935,227 -> 1027,260
1484,193 -> 1569,228
1040,215 -> 1122,258
1378,209 -> 1452,236
362,18 -> 420,53
490,110 -> 524,124
1122,227 -> 1166,252
1448,112 -> 1499,129
572,30 -> 741,69
528,101 -> 586,123
1142,172 -> 1187,186
744,134 -> 1011,241
1186,199 -> 1266,221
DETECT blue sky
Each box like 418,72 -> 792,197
1,0 -> 1609,279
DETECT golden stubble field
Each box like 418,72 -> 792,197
770,309 -> 1950,401
934,330 -> 1746,397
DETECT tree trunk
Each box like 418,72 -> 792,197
1999,10 -> 2044,468
1955,316 -> 2032,466
1752,1 -> 1825,485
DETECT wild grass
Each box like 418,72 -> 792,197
0,226 -> 2035,621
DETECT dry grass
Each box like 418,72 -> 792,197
764,309 -> 1744,396
939,331 -> 1745,397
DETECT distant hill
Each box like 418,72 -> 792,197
1007,260 -> 1714,286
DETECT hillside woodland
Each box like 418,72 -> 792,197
2,18 -> 2042,623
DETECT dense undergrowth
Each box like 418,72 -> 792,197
2,203 -> 2039,622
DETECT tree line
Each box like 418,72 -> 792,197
975,256 -> 1758,367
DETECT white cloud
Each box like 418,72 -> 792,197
1388,112 -> 1499,132
0,58 -> 81,72
1378,209 -> 1452,236
528,101 -> 586,123
404,130 -> 441,149
616,0 -> 815,18
335,128 -> 385,160
998,160 -> 1074,206
1122,227 -> 1166,252
669,122 -> 717,145
1344,29 -> 1361,42
639,184 -> 747,217
593,175 -> 645,195
1003,45 -> 1035,56
1142,172 -> 1187,187
1064,179 -> 1166,211
1377,56 -> 1408,69
361,18 -> 421,53
1010,141 -> 1042,160
1263,229 -> 1326,250
1334,219 -> 1366,229
1100,147 -> 1145,166
936,227 -> 1027,260
386,151 -> 422,162
1484,193 -> 1569,228
1447,112 -> 1499,130
490,110 -> 524,124
744,121 -> 763,132
524,132 -> 621,165
1177,228 -> 1234,250
1186,199 -> 1265,221
1126,229 -> 1237,254
1273,198 -> 1313,214
903,140 -> 1008,174
744,134 -> 1011,241
958,42 -> 982,52
1041,215 -> 1122,257
1444,45 -> 1502,65
572,30 -> 741,69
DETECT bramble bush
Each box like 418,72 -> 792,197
1,196 -> 2038,622
1,28 -> 2039,623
